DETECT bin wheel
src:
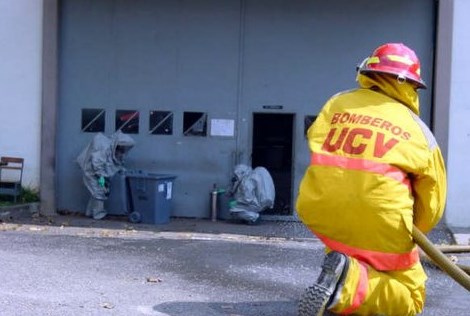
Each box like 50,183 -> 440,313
128,211 -> 142,223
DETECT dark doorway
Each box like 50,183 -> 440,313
252,113 -> 294,215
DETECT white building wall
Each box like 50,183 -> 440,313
446,0 -> 470,228
0,0 -> 43,189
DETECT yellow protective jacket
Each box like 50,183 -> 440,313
296,74 -> 447,272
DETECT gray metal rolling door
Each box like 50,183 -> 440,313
238,0 -> 436,217
58,0 -> 242,217
57,0 -> 435,218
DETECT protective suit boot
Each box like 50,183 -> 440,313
86,198 -> 107,220
298,251 -> 349,316
93,209 -> 107,220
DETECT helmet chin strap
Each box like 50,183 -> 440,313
356,57 -> 368,72
355,57 -> 368,82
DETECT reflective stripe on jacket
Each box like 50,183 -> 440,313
296,75 -> 446,271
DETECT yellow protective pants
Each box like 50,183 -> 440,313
330,256 -> 427,316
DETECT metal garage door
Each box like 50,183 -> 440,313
57,0 -> 436,218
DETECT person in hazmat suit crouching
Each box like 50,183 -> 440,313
296,43 -> 447,316
77,130 -> 135,220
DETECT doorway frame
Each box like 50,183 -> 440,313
249,112 -> 297,220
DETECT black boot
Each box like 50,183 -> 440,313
298,251 -> 349,316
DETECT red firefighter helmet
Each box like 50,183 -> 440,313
359,43 -> 427,89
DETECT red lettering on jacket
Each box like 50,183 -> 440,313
374,133 -> 399,158
402,132 -> 411,140
349,113 -> 362,124
322,128 -> 349,152
360,116 -> 372,125
322,128 -> 399,158
343,128 -> 372,155
331,113 -> 341,124
329,112 -> 410,141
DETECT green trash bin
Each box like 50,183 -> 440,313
127,170 -> 176,224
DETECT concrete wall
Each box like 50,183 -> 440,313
0,0 -> 43,189
445,0 -> 470,228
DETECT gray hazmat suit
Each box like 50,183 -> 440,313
77,131 -> 135,219
229,164 -> 275,224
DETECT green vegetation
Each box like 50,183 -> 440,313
0,187 -> 40,206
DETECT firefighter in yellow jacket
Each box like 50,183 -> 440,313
296,43 -> 447,316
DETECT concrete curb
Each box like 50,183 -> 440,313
2,202 -> 468,247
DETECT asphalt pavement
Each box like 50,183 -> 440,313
0,206 -> 469,316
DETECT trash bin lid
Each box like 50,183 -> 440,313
126,169 -> 176,180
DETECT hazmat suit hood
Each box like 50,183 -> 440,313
110,130 -> 136,165
357,72 -> 420,115
233,164 -> 252,181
